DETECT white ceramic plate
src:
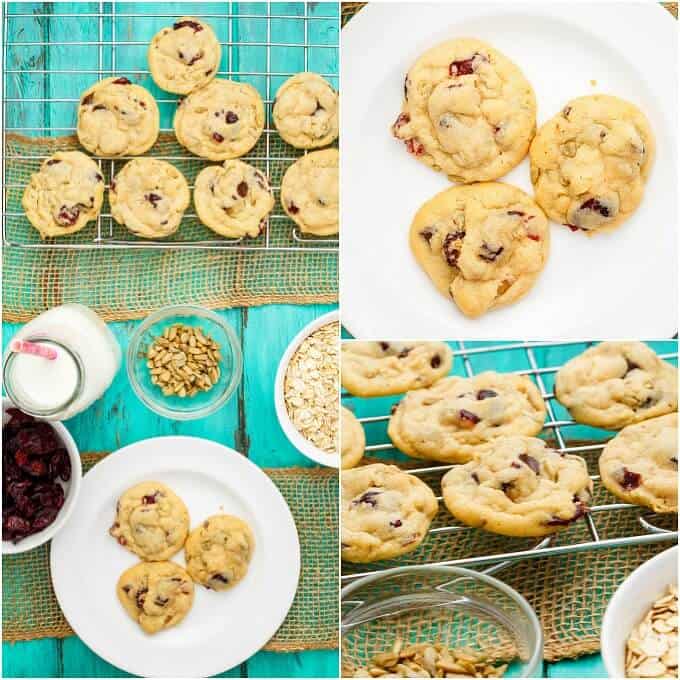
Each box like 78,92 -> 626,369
50,436 -> 300,678
341,2 -> 678,339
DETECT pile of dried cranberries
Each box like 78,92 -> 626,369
2,408 -> 71,543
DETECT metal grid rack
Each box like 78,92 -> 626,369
2,2 -> 339,251
341,340 -> 679,583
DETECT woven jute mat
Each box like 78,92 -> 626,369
342,448 -> 678,665
3,453 -> 339,652
3,133 -> 338,323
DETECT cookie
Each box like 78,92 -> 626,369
280,148 -> 339,235
148,17 -> 221,95
174,79 -> 265,160
273,72 -> 339,149
184,514 -> 255,591
194,159 -> 274,238
530,95 -> 654,233
554,342 -> 677,430
341,406 -> 365,470
441,436 -> 593,537
109,158 -> 190,238
109,481 -> 190,561
599,414 -> 677,513
388,371 -> 546,463
392,38 -> 536,183
77,77 -> 159,156
410,182 -> 549,318
341,341 -> 453,397
116,561 -> 194,634
21,151 -> 105,238
341,463 -> 438,563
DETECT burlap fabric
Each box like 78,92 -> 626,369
342,446 -> 678,665
3,132 -> 338,323
3,454 -> 339,652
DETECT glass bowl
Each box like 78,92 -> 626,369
127,305 -> 242,420
342,566 -> 543,678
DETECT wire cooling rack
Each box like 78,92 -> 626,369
341,340 -> 679,583
2,2 -> 339,251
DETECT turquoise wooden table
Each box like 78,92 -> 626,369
3,303 -> 339,677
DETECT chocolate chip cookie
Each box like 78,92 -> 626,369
22,151 -> 105,238
194,159 -> 274,238
184,514 -> 255,591
388,371 -> 546,463
441,436 -> 593,537
110,481 -> 190,561
116,561 -> 194,634
77,77 -> 159,156
554,342 -> 677,430
273,72 -> 339,149
148,17 -> 221,95
530,95 -> 654,233
600,413 -> 677,513
410,182 -> 549,318
392,38 -> 536,183
341,406 -> 365,470
109,158 -> 190,238
174,79 -> 265,160
280,148 -> 339,235
342,463 -> 438,563
341,341 -> 453,397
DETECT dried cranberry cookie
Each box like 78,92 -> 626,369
392,38 -> 536,183
409,182 -> 549,318
599,414 -> 677,513
530,95 -> 654,233
342,463 -> 438,563
388,371 -> 546,464
22,151 -> 104,238
341,406 -> 365,470
341,341 -> 453,397
441,436 -> 593,537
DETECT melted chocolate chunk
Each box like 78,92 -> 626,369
46,159 -> 61,166
471,472 -> 480,484
352,491 -> 380,507
379,342 -> 390,351
519,453 -> 540,475
144,193 -> 162,208
478,242 -> 504,263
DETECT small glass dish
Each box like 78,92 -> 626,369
127,305 -> 242,420
342,566 -> 543,678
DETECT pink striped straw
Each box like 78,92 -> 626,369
10,340 -> 58,361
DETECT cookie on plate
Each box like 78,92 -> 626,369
530,95 -> 654,234
184,514 -> 255,591
599,413 -> 677,513
77,77 -> 159,156
194,159 -> 274,238
442,436 -> 593,537
109,158 -> 190,238
273,72 -> 339,149
341,341 -> 453,397
554,342 -> 677,430
117,561 -> 194,634
409,182 -> 549,318
341,406 -> 365,470
148,17 -> 221,95
341,463 -> 438,563
109,481 -> 190,561
388,371 -> 546,463
392,38 -> 536,183
22,151 -> 105,238
280,148 -> 339,236
174,79 -> 265,160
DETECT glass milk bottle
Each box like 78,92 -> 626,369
3,304 -> 121,420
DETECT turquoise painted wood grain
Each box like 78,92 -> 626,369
2,304 -> 339,678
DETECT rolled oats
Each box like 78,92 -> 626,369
284,321 -> 339,454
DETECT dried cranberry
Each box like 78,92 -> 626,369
639,396 -> 657,409
17,423 -> 59,454
403,75 -> 409,100
620,467 -> 642,490
225,111 -> 239,124
81,93 -> 94,106
397,347 -> 411,359
546,502 -> 586,527
476,390 -> 497,400
478,242 -> 504,262
442,232 -> 464,267
353,491 -> 380,507
405,138 -> 424,155
32,506 -> 59,532
580,197 -> 610,218
624,359 -> 640,376
110,179 -> 117,192
430,355 -> 441,369
186,51 -> 204,66
212,132 -> 225,143
449,53 -> 485,76
95,173 -> 103,182
389,519 -> 403,528
507,210 -> 525,217
144,193 -> 162,208
379,342 -> 390,351
562,106 -> 572,118
471,472 -> 480,484
135,587 -> 148,609
142,492 -> 159,505
390,403 -> 399,415
211,573 -> 229,584
527,233 -> 541,241
458,409 -> 480,427
392,112 -> 410,133
92,104 -> 107,111
112,77 -> 131,85
288,202 -> 300,214
3,515 -> 30,541
154,596 -> 169,606
519,453 -> 540,475
237,181 -> 248,198
56,205 -> 81,226
46,159 -> 61,166
420,227 -> 435,243
173,20 -> 203,32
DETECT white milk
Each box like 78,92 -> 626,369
4,304 -> 121,420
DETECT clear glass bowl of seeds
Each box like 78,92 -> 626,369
127,305 -> 242,420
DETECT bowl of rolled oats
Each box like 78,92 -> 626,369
275,310 -> 339,468
602,545 -> 677,678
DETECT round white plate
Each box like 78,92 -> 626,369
341,2 -> 678,339
50,436 -> 300,678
